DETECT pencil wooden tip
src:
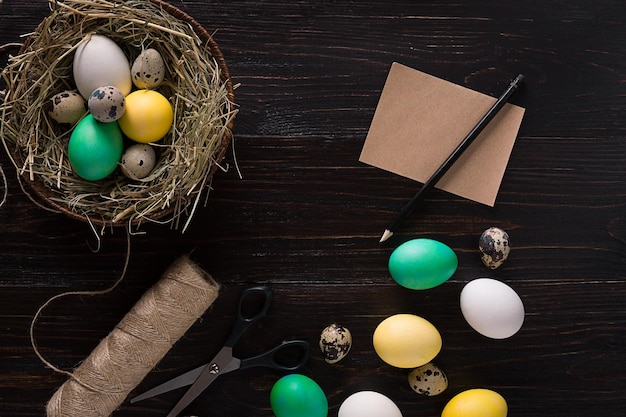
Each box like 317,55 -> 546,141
379,229 -> 393,243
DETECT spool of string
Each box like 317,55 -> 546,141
46,256 -> 220,417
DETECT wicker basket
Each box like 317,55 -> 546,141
0,0 -> 236,230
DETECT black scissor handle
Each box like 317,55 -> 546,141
239,339 -> 310,372
224,286 -> 273,347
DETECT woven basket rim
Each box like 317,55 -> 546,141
7,0 -> 235,229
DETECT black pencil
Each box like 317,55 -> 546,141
379,74 -> 525,243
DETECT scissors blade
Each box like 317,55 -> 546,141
166,346 -> 237,417
130,364 -> 207,403
131,348 -> 242,404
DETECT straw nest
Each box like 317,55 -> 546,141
0,0 -> 237,231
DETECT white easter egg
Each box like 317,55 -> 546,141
460,278 -> 525,339
338,391 -> 403,417
73,34 -> 132,100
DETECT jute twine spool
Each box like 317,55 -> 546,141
46,256 -> 220,417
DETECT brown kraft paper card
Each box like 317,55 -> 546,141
360,62 -> 526,207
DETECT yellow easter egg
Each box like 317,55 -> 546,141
373,314 -> 442,368
118,90 -> 173,143
442,389 -> 507,417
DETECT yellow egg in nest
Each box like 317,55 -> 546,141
118,89 -> 173,143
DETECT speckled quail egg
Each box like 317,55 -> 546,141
46,90 -> 86,124
408,362 -> 448,396
319,323 -> 352,364
479,227 -> 510,269
120,143 -> 156,180
88,86 -> 126,122
131,48 -> 166,89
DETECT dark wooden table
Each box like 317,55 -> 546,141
2,1 -> 626,416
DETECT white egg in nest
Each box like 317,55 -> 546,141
73,34 -> 132,100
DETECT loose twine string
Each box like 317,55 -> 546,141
30,237 -> 220,417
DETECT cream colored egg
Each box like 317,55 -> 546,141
408,362 -> 448,396
46,90 -> 86,124
373,314 -> 442,368
73,34 -> 132,99
88,86 -> 126,122
120,144 -> 156,180
131,48 -> 166,89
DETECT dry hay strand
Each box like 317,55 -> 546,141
0,0 -> 237,230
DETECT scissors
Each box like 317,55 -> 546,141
130,285 -> 310,417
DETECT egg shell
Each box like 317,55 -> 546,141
460,278 -> 525,339
408,362 -> 448,396
73,34 -> 132,100
389,238 -> 458,290
338,391 -> 403,417
88,86 -> 126,122
319,323 -> 352,364
270,374 -> 328,417
131,48 -> 166,89
118,89 -> 173,143
68,114 -> 123,181
442,389 -> 507,417
120,144 -> 157,180
373,314 -> 442,368
479,227 -> 510,269
46,90 -> 86,124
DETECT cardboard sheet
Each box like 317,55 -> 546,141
360,63 -> 525,207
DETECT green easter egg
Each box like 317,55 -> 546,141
270,374 -> 328,417
68,114 -> 123,181
389,238 -> 458,290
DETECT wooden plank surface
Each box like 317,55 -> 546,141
1,1 -> 626,416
